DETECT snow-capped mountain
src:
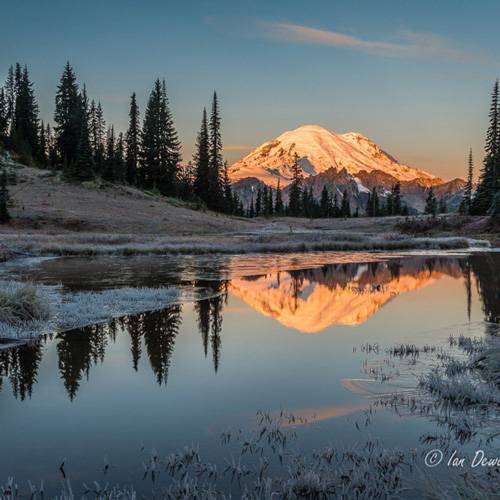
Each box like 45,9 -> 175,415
229,124 -> 465,213
230,124 -> 439,186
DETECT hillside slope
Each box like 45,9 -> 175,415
1,164 -> 254,235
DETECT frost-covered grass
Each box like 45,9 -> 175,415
0,281 -> 50,324
419,368 -> 500,406
359,331 -> 500,446
2,410 -> 499,499
417,336 -> 500,407
0,281 -> 180,340
0,231 -> 486,261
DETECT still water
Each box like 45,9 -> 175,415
0,251 -> 498,492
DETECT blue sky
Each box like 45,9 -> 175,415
1,0 -> 499,179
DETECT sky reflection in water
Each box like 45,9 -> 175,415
0,252 -> 498,490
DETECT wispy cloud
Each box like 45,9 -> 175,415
261,22 -> 487,64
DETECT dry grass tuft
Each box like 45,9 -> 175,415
0,281 -> 50,324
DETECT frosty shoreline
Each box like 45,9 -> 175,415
0,281 -> 185,341
0,231 -> 491,263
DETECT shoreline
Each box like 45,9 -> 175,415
0,231 -> 493,263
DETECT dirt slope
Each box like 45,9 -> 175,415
4,166 -> 257,235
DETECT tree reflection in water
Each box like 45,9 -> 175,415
0,339 -> 44,400
0,254 -> 498,400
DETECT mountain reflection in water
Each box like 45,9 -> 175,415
229,259 -> 462,332
0,253 -> 498,401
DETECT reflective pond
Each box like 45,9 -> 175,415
0,251 -> 498,494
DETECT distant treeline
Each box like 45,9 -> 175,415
0,64 -> 498,221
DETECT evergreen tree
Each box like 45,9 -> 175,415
340,189 -> 351,217
302,186 -> 315,218
288,154 -> 303,216
125,92 -> 140,185
178,161 -> 195,199
0,169 -> 10,223
54,62 -> 81,170
461,148 -> 474,215
332,192 -> 340,217
89,100 -> 106,173
46,124 -> 58,167
262,185 -> 269,216
320,185 -> 330,218
11,65 -> 39,158
103,126 -> 115,182
4,65 -> 15,134
234,193 -> 243,216
207,92 -> 223,209
141,79 -> 163,189
193,107 -> 210,202
471,79 -> 499,215
386,191 -> 393,216
115,132 -> 126,183
266,186 -> 274,216
439,197 -> 447,214
425,187 -> 438,216
249,196 -> 255,218
141,79 -> 181,195
274,179 -> 284,215
158,80 -> 181,195
38,120 -> 47,165
255,187 -> 262,216
366,187 -> 379,216
392,182 -> 402,215
222,161 -> 233,213
66,85 -> 94,181
0,88 -> 8,141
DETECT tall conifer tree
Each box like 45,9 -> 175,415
103,126 -> 115,182
11,65 -> 39,158
472,80 -> 499,214
0,89 -> 8,140
54,62 -> 81,170
4,66 -> 15,134
89,100 -> 105,173
159,80 -> 181,194
38,120 -> 47,165
125,93 -> 140,185
115,132 -> 125,183
460,148 -> 474,214
274,179 -> 284,215
425,187 -> 438,216
207,92 -> 223,209
340,189 -> 351,217
193,107 -> 210,202
141,79 -> 181,194
68,86 -> 94,181
288,154 -> 303,216
266,186 -> 274,216
320,185 -> 330,218
222,161 -> 233,213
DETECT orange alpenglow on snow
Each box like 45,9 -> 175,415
229,124 -> 440,187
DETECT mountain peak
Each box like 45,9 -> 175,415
229,124 -> 439,186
